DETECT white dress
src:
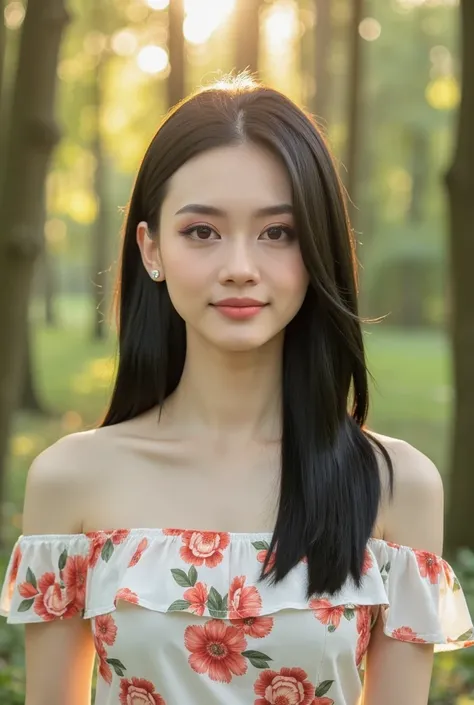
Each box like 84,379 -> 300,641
1,528 -> 473,705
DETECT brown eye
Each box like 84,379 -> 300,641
180,225 -> 218,240
262,226 -> 295,241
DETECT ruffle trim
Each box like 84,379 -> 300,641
1,530 -> 473,652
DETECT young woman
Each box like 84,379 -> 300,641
1,76 -> 472,705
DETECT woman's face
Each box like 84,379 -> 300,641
137,142 -> 310,353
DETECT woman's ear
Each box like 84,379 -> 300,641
136,221 -> 164,281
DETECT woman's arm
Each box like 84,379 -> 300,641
363,438 -> 445,705
21,439 -> 97,705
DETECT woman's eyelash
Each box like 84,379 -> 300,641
178,224 -> 295,240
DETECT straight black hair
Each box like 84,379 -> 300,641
102,75 -> 393,598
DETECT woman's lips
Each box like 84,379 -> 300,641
211,304 -> 267,320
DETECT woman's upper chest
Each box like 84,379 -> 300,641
82,428 -> 281,534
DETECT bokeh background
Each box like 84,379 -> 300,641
0,0 -> 473,702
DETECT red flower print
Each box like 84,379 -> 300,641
391,626 -> 427,644
95,614 -> 118,646
184,619 -> 248,683
62,555 -> 88,610
8,545 -> 22,600
129,538 -> 149,567
183,582 -> 208,616
230,615 -> 274,639
355,606 -> 372,667
33,572 -> 78,621
254,667 -> 315,705
312,699 -> 334,705
163,528 -> 184,536
18,581 -> 39,599
257,549 -> 276,574
385,541 -> 400,549
442,560 -> 455,590
87,530 -> 131,568
414,550 -> 442,585
180,531 -> 230,568
310,599 -> 345,629
94,635 -> 112,685
362,549 -> 373,575
115,588 -> 140,605
229,576 -> 262,619
119,676 -> 166,705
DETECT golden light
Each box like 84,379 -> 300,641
183,0 -> 236,45
146,0 -> 169,8
425,76 -> 460,110
4,1 -> 24,30
137,45 -> 169,74
359,18 -> 381,42
83,31 -> 108,56
264,0 -> 299,51
111,29 -> 138,56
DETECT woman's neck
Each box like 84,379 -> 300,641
161,331 -> 283,444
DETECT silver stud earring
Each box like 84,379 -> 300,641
151,269 -> 160,280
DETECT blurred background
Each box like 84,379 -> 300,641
0,0 -> 473,702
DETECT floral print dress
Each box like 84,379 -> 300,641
1,528 -> 473,705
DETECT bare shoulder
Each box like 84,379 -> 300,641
22,427 -> 114,535
367,431 -> 444,553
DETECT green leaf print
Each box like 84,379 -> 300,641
188,565 -> 197,586
168,600 -> 191,612
26,567 -> 37,590
171,569 -> 193,588
385,561 -> 391,574
453,576 -> 461,592
101,539 -> 114,563
221,593 -> 228,612
241,649 -> 272,669
315,680 -> 334,697
106,658 -> 126,677
252,541 -> 270,551
328,624 -> 336,633
18,598 -> 35,612
456,628 -> 474,641
207,587 -> 226,617
344,607 -> 355,621
58,549 -> 68,571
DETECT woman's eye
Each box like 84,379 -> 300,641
181,225 -> 217,240
261,226 -> 295,241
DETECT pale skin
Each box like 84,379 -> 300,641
21,142 -> 444,705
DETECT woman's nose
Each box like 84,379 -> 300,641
217,239 -> 262,285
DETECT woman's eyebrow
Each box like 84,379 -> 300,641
174,203 -> 294,217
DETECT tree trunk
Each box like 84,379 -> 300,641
91,51 -> 109,341
344,0 -> 364,228
0,0 -> 5,113
234,0 -> 263,76
19,320 -> 46,413
0,0 -> 69,540
168,0 -> 185,107
314,0 -> 332,124
445,0 -> 474,553
43,247 -> 57,326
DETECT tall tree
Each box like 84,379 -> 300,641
234,0 -> 264,76
344,0 -> 364,228
168,0 -> 185,107
445,0 -> 474,552
314,0 -> 332,124
90,0 -> 111,341
0,0 -> 69,535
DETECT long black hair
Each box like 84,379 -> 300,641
102,75 -> 393,598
